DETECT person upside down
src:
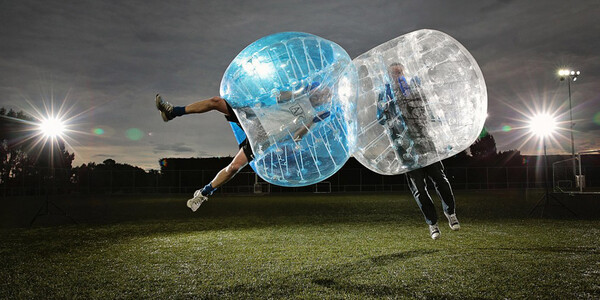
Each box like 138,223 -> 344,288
155,83 -> 331,211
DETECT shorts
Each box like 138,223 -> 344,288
224,102 -> 240,124
225,102 -> 255,162
239,138 -> 255,162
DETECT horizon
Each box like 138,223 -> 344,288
73,150 -> 600,172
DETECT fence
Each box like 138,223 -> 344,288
2,166 -> 599,197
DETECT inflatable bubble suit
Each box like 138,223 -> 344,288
352,29 -> 487,175
220,32 -> 358,186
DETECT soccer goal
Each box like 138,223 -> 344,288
553,149 -> 600,195
253,173 -> 270,194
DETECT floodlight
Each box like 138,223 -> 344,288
527,111 -> 577,217
39,117 -> 65,138
20,96 -> 80,226
556,67 -> 580,172
528,113 -> 556,137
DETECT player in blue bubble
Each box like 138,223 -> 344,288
155,83 -> 330,212
380,62 -> 460,240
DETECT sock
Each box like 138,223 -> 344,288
201,183 -> 217,196
172,106 -> 186,117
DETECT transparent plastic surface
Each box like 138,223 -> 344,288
353,29 -> 487,175
220,32 -> 357,186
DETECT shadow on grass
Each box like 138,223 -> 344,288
212,249 -> 447,299
368,250 -> 438,265
476,246 -> 600,254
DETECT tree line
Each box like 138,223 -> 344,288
1,108 -> 73,195
2,107 -> 598,196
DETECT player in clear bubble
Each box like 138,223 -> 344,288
155,84 -> 330,212
382,62 -> 460,240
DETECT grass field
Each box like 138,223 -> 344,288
1,190 -> 599,299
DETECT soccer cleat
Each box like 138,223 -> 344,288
429,224 -> 441,240
444,212 -> 461,231
186,190 -> 208,212
155,94 -> 174,122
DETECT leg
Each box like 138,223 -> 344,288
184,96 -> 230,115
427,161 -> 460,230
406,169 -> 438,225
156,95 -> 231,122
426,162 -> 455,215
208,147 -> 248,189
186,148 -> 248,212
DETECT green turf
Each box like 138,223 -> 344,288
1,191 -> 599,299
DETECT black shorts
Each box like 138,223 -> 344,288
225,102 -> 254,162
224,102 -> 239,124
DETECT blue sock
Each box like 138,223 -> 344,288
201,183 -> 217,196
172,106 -> 186,117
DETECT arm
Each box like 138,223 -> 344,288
292,120 -> 313,141
291,111 -> 331,141
277,82 -> 321,103
376,84 -> 393,125
376,92 -> 386,125
277,90 -> 300,103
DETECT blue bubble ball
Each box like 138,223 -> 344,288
220,32 -> 357,187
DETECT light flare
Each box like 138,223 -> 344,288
39,116 -> 66,138
528,113 -> 557,137
1,90 -> 97,166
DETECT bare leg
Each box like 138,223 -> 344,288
187,145 -> 248,212
209,147 -> 248,188
185,96 -> 230,115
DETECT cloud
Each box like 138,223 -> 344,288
576,122 -> 600,132
93,154 -> 115,158
153,142 -> 195,153
1,0 -> 599,167
478,0 -> 516,14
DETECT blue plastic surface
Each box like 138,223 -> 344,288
220,32 -> 357,186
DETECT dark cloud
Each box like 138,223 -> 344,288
153,142 -> 195,153
479,0 -> 516,14
93,154 -> 115,158
576,122 -> 600,132
1,0 -> 599,169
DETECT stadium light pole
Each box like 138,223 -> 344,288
558,69 -> 580,177
527,113 -> 576,217
30,116 -> 77,226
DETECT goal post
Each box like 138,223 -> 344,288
253,173 -> 270,194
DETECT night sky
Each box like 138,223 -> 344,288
1,0 -> 599,170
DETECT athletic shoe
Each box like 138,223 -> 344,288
155,94 -> 174,122
429,224 -> 440,240
444,212 -> 461,231
186,190 -> 208,212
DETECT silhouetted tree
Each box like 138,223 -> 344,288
469,132 -> 497,160
495,149 -> 524,166
0,109 -> 33,187
103,158 -> 116,167
72,159 -> 153,193
0,107 -> 74,195
444,149 -> 472,167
